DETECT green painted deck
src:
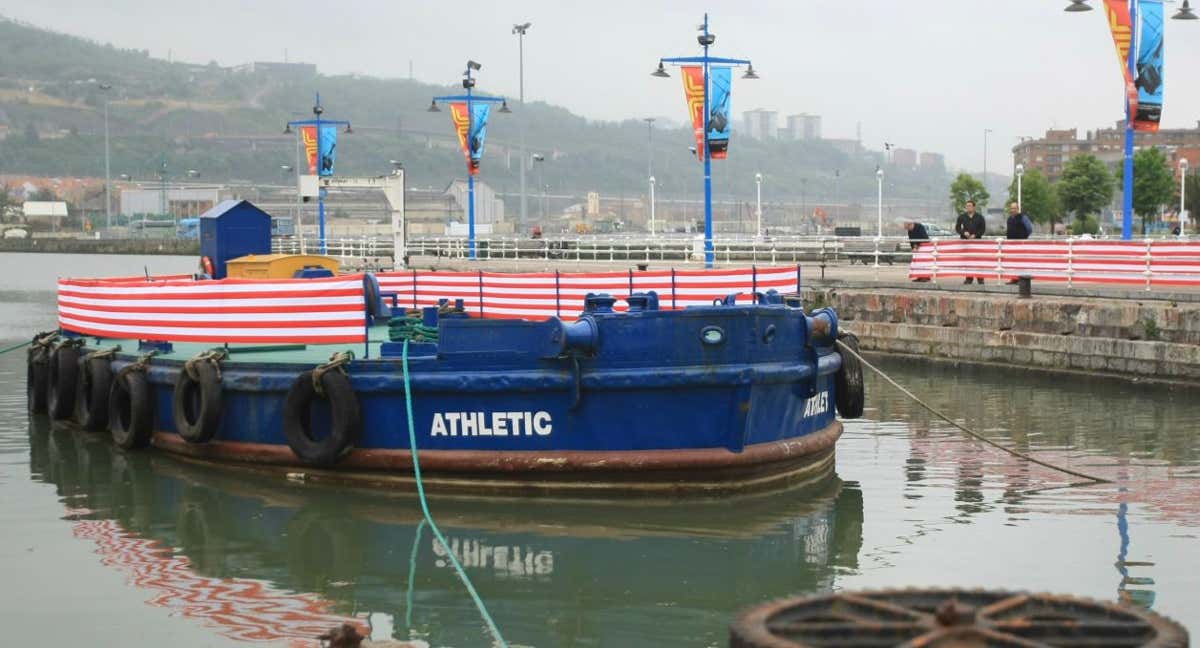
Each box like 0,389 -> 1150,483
87,323 -> 396,365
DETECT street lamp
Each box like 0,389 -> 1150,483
98,83 -> 113,229
983,128 -> 993,188
284,93 -> 352,255
1016,163 -> 1025,207
649,176 -> 657,234
876,167 -> 885,241
1067,0 -> 1195,239
651,13 -> 757,267
429,62 -> 510,260
531,154 -> 546,222
1180,157 -> 1189,235
754,172 -> 763,238
513,21 -> 531,233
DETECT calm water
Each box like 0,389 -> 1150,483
1,253 -> 1198,647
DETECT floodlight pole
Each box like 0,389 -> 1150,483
285,93 -> 351,255
1119,0 -> 1137,239
655,13 -> 755,267
431,66 -> 509,261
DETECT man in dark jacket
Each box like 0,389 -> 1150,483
1005,201 -> 1032,240
905,220 -> 929,250
954,200 -> 987,284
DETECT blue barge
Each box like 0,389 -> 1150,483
28,202 -> 864,496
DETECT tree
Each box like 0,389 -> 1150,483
1057,154 -> 1114,223
0,185 -> 16,223
1007,169 -> 1060,232
1116,148 -> 1175,231
949,173 -> 988,214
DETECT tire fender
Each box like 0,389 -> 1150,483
834,332 -> 865,419
173,361 -> 223,444
109,370 -> 154,450
282,370 -> 361,467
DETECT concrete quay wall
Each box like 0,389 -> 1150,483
0,238 -> 199,255
805,288 -> 1200,382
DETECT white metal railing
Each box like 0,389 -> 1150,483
270,234 -> 1200,290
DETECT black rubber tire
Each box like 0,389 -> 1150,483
47,344 -> 80,420
834,332 -> 865,419
76,356 -> 113,431
282,370 -> 360,467
363,273 -> 382,319
172,362 -> 223,444
27,346 -> 49,415
109,370 -> 154,450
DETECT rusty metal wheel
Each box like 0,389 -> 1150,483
729,588 -> 1188,648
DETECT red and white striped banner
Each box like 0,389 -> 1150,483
57,274 -> 368,343
909,240 -> 1200,287
377,266 -> 799,320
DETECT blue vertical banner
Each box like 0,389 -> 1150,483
1134,0 -> 1164,132
469,103 -> 491,169
317,124 -> 338,176
707,66 -> 732,159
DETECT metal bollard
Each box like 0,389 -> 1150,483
1017,275 -> 1032,298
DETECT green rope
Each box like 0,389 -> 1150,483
404,518 -> 426,631
0,341 -> 30,356
402,340 -> 508,647
389,316 -> 439,343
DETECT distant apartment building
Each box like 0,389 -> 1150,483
784,114 -> 822,141
1013,121 -> 1200,182
892,148 -> 918,169
919,152 -> 945,172
743,109 -> 778,140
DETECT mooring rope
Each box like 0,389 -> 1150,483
0,340 -> 31,356
401,340 -> 508,647
835,337 -> 1111,484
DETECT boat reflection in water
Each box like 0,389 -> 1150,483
29,420 -> 864,647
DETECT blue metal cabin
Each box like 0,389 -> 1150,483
199,200 -> 272,279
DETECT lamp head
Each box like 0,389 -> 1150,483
512,22 -> 531,33
281,164 -> 292,172
1174,0 -> 1198,19
1181,158 -> 1190,170
531,153 -> 545,162
499,100 -> 512,114
313,103 -> 323,116
427,100 -> 441,112
1064,0 -> 1093,12
344,123 -> 353,134
755,172 -> 762,182
283,124 -> 293,134
1016,163 -> 1025,175
467,60 -> 482,71
697,33 -> 715,46
651,61 -> 670,78
741,64 -> 759,80
876,168 -> 884,179
462,77 -> 476,89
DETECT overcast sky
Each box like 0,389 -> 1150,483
7,0 -> 1200,175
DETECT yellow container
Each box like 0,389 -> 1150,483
223,254 -> 340,279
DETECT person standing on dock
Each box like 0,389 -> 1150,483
955,200 -> 987,285
1005,202 -> 1033,241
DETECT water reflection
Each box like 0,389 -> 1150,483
28,423 -> 864,647
863,359 -> 1200,528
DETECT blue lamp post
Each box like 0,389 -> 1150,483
284,93 -> 352,255
428,61 -> 511,260
1066,0 -> 1195,239
652,13 -> 757,267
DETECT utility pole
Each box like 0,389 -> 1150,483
513,22 -> 531,234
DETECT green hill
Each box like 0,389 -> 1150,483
0,15 -> 950,208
